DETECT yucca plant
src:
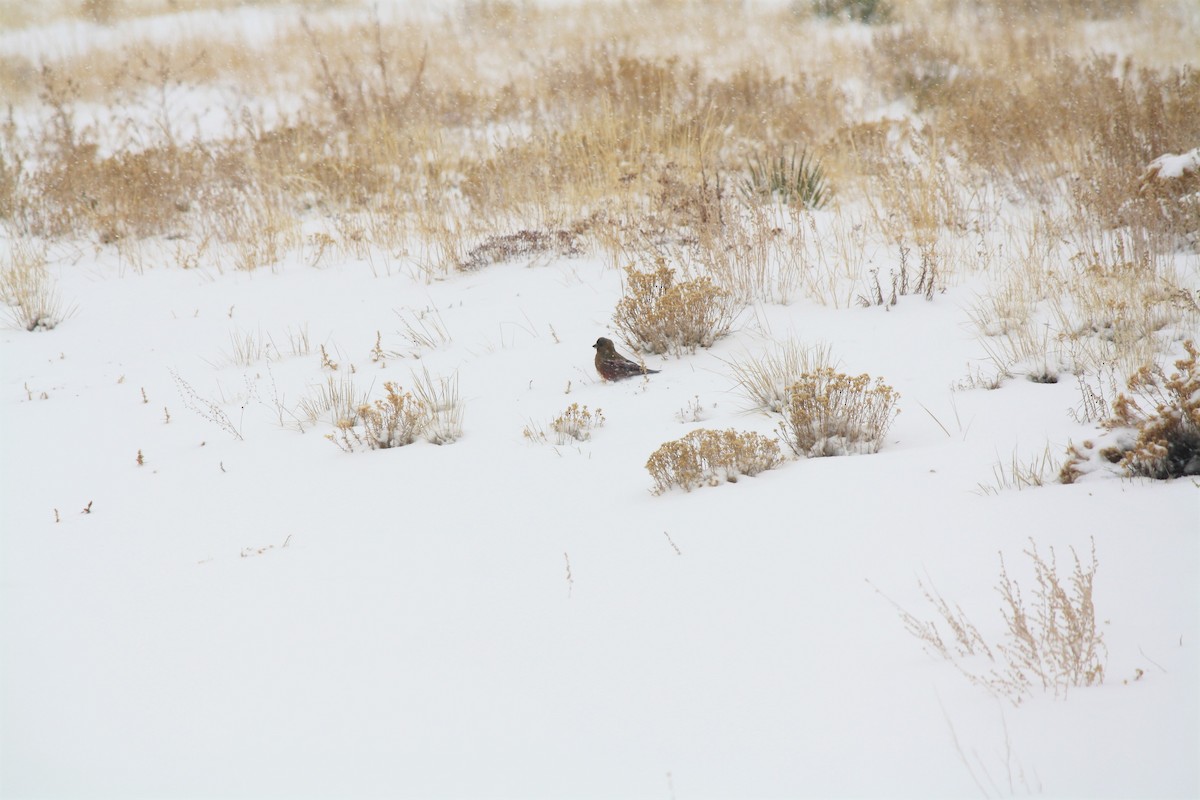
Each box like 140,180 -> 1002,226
740,147 -> 830,209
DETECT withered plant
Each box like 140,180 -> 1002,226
646,428 -> 783,494
778,369 -> 900,457
613,261 -> 737,356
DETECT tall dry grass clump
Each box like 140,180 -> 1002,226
1,243 -> 74,331
726,340 -> 837,414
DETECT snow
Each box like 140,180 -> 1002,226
1145,148 -> 1200,181
3,241 -> 1197,798
2,3 -> 1199,799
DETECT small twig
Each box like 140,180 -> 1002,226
1138,646 -> 1168,673
918,401 -> 952,438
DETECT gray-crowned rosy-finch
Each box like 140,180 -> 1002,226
593,337 -> 660,381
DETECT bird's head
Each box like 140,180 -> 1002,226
593,337 -> 616,354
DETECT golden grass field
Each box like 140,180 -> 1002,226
2,0 -> 1198,394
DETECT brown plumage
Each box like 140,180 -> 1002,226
593,337 -> 660,381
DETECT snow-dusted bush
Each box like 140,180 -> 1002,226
613,261 -> 737,356
1135,147 -> 1200,246
1063,341 -> 1200,481
1,244 -> 74,331
777,369 -> 900,457
646,428 -> 783,494
1110,340 -> 1200,479
525,403 -> 605,446
329,370 -> 464,451
330,382 -> 426,452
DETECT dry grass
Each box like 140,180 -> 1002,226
970,225 -> 1198,383
976,444 -> 1061,495
726,339 -> 838,415
298,373 -> 367,429
6,1 -> 1193,258
0,242 -> 74,331
411,367 -> 464,445
2,0 -> 1197,395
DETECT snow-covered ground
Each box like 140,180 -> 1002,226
1,3 -> 1198,799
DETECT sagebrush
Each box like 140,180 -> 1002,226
1105,340 -> 1200,479
613,261 -> 738,356
1060,341 -> 1200,481
646,428 -> 783,494
778,369 -> 900,457
329,382 -> 426,452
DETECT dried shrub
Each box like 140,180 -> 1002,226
873,28 -> 960,110
525,403 -> 605,445
331,382 -> 427,451
857,241 -> 940,307
877,538 -> 1106,707
648,161 -> 726,233
551,403 -> 604,443
1136,147 -> 1200,248
778,369 -> 900,457
994,540 -> 1106,700
459,228 -> 583,271
613,261 -> 738,355
1105,340 -> 1200,479
1053,239 -> 1199,376
0,243 -> 74,331
323,369 -> 463,451
646,428 -> 783,494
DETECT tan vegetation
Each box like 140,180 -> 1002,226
525,403 -> 606,446
2,2 -> 1197,490
1062,340 -> 1200,481
778,369 -> 901,457
2,1 -> 1196,273
877,538 -> 1106,706
646,428 -> 784,494
612,261 -> 737,356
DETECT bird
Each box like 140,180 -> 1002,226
593,337 -> 660,381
